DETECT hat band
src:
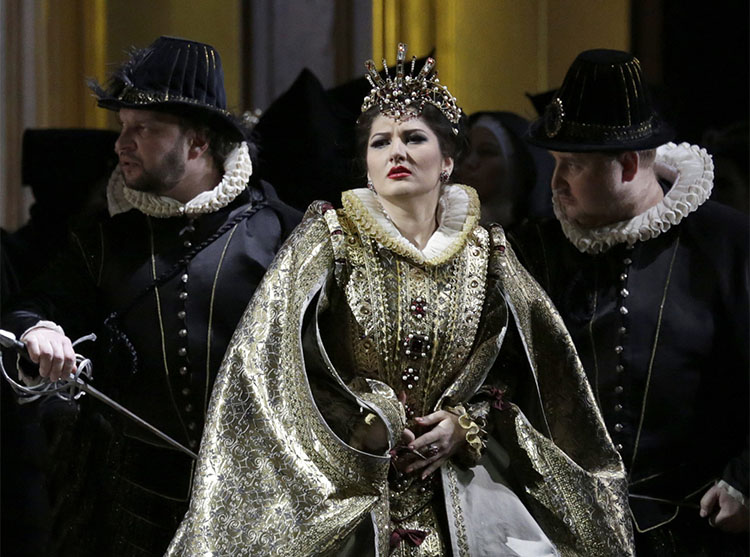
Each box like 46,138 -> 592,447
115,85 -> 233,118
561,117 -> 656,142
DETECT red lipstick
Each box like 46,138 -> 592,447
388,165 -> 411,179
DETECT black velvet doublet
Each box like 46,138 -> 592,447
511,199 -> 749,553
3,182 -> 301,556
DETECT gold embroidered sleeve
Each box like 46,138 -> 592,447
348,379 -> 408,453
167,204 -> 393,557
485,224 -> 635,556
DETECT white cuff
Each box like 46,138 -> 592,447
20,320 -> 65,340
718,480 -> 748,508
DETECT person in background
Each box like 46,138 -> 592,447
2,36 -> 300,556
701,120 -> 749,214
1,129 -> 118,300
456,111 -> 553,228
513,48 -> 749,556
1,128 -> 117,557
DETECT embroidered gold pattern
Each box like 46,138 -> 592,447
445,464 -> 471,557
328,196 -> 488,551
115,84 -> 235,118
168,199 -> 634,556
341,185 -> 481,267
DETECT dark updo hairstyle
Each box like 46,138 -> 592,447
355,104 -> 468,177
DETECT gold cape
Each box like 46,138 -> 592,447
167,188 -> 634,556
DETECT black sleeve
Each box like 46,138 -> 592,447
508,220 -> 554,293
722,447 -> 749,496
255,179 -> 304,245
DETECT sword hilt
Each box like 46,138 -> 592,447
0,329 -> 33,362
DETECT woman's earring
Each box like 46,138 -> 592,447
439,170 -> 450,184
367,179 -> 377,194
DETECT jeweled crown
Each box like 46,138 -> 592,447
361,43 -> 460,133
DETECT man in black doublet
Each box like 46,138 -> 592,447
2,36 -> 300,556
512,49 -> 749,555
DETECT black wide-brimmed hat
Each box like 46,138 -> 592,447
526,49 -> 674,152
89,36 -> 247,141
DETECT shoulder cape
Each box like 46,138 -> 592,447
167,203 -> 633,556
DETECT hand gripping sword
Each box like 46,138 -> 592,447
0,329 -> 198,460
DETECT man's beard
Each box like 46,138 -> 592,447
551,193 -> 574,225
124,141 -> 186,194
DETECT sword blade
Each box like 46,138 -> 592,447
629,493 -> 701,509
72,377 -> 198,460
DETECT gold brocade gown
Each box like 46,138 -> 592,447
320,185 -> 488,555
166,184 -> 634,557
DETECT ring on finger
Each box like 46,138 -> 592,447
426,444 -> 439,457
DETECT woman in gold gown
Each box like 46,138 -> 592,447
167,45 -> 634,556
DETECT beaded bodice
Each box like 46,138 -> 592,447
331,186 -> 487,419
341,222 -> 488,418
321,186 -> 487,555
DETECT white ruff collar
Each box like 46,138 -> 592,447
106,142 -> 253,218
556,142 -> 713,254
342,184 -> 481,266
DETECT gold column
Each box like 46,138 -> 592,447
3,0 -> 28,230
105,0 -> 241,112
371,0 -> 630,117
372,0 -> 437,63
81,0 -> 108,128
434,0 -> 457,91
37,0 -> 108,128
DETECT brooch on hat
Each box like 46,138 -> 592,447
361,43 -> 461,134
544,97 -> 565,138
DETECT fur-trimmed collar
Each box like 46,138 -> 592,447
342,184 -> 481,266
556,142 -> 713,254
107,142 -> 253,218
